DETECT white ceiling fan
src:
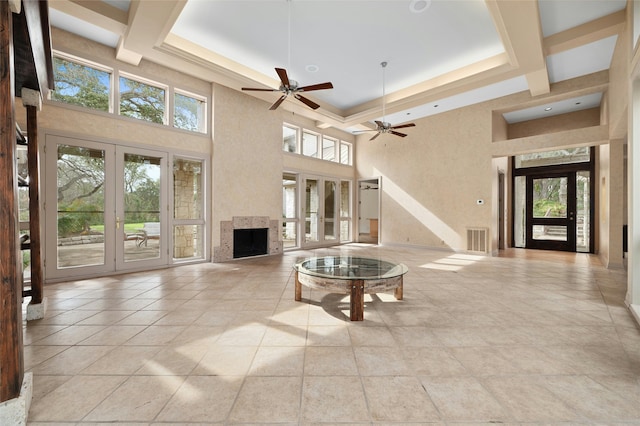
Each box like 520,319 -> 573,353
356,61 -> 416,141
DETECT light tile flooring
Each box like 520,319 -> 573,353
24,244 -> 640,424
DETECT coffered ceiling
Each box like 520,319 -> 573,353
48,0 -> 627,133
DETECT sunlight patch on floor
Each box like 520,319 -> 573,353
420,253 -> 484,271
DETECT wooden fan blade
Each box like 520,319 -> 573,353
390,123 -> 415,130
275,68 -> 290,87
294,94 -> 320,110
390,131 -> 407,137
269,95 -> 287,110
241,87 -> 278,92
298,82 -> 333,92
370,132 -> 381,141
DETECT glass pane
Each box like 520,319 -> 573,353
305,179 -> 319,242
174,158 -> 203,220
515,147 -> 590,168
282,173 -> 297,219
576,171 -> 590,252
324,180 -> 337,240
52,56 -> 110,112
533,225 -> 567,241
119,76 -> 166,124
322,137 -> 336,161
56,145 -> 106,268
514,176 -> 526,247
533,177 -> 567,218
340,220 -> 350,242
174,92 -> 206,133
340,142 -> 351,165
302,132 -> 318,157
123,154 -> 161,262
174,225 -> 204,260
283,126 -> 297,153
283,221 -> 297,249
340,181 -> 350,218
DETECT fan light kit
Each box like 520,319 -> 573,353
355,61 -> 416,141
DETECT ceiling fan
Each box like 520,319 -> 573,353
356,61 -> 416,141
241,1 -> 333,111
242,67 -> 333,110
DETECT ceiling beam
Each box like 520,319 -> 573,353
116,0 -> 187,65
49,0 -> 127,35
544,9 -> 625,56
486,0 -> 549,97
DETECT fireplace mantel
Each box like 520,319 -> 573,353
214,216 -> 281,262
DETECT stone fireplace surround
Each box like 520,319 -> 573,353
214,216 -> 282,262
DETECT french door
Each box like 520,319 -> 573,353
45,135 -> 168,279
303,176 -> 339,246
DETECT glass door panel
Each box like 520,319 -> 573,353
117,147 -> 166,269
324,180 -> 337,240
55,144 -> 107,269
305,178 -> 319,243
303,176 -> 342,246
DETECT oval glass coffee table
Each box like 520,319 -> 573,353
294,256 -> 408,321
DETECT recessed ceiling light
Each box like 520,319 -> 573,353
409,0 -> 431,13
305,64 -> 319,73
544,107 -> 552,111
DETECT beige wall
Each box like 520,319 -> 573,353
356,104 -> 493,250
356,66 -> 623,258
40,24 -> 629,266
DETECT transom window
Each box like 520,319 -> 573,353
51,52 -> 208,134
283,124 -> 352,166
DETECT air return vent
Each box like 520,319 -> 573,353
466,227 -> 488,253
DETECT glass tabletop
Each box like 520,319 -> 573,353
294,256 -> 408,280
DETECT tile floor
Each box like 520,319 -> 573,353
24,244 -> 640,424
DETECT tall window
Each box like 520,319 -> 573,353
119,75 -> 166,124
340,180 -> 352,241
174,91 -> 206,133
51,56 -> 111,112
282,173 -> 298,249
173,158 -> 205,261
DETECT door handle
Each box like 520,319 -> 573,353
116,217 -> 121,229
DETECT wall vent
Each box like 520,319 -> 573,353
466,227 -> 488,253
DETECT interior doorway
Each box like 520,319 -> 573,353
358,178 -> 379,244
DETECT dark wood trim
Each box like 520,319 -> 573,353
0,0 -> 24,403
27,104 -> 43,304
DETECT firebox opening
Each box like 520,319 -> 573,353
233,228 -> 268,259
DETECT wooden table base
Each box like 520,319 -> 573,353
295,271 -> 403,321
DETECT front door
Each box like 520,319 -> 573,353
526,173 -> 576,251
303,176 -> 338,246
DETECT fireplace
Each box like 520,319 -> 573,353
214,216 -> 282,262
233,228 -> 268,259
